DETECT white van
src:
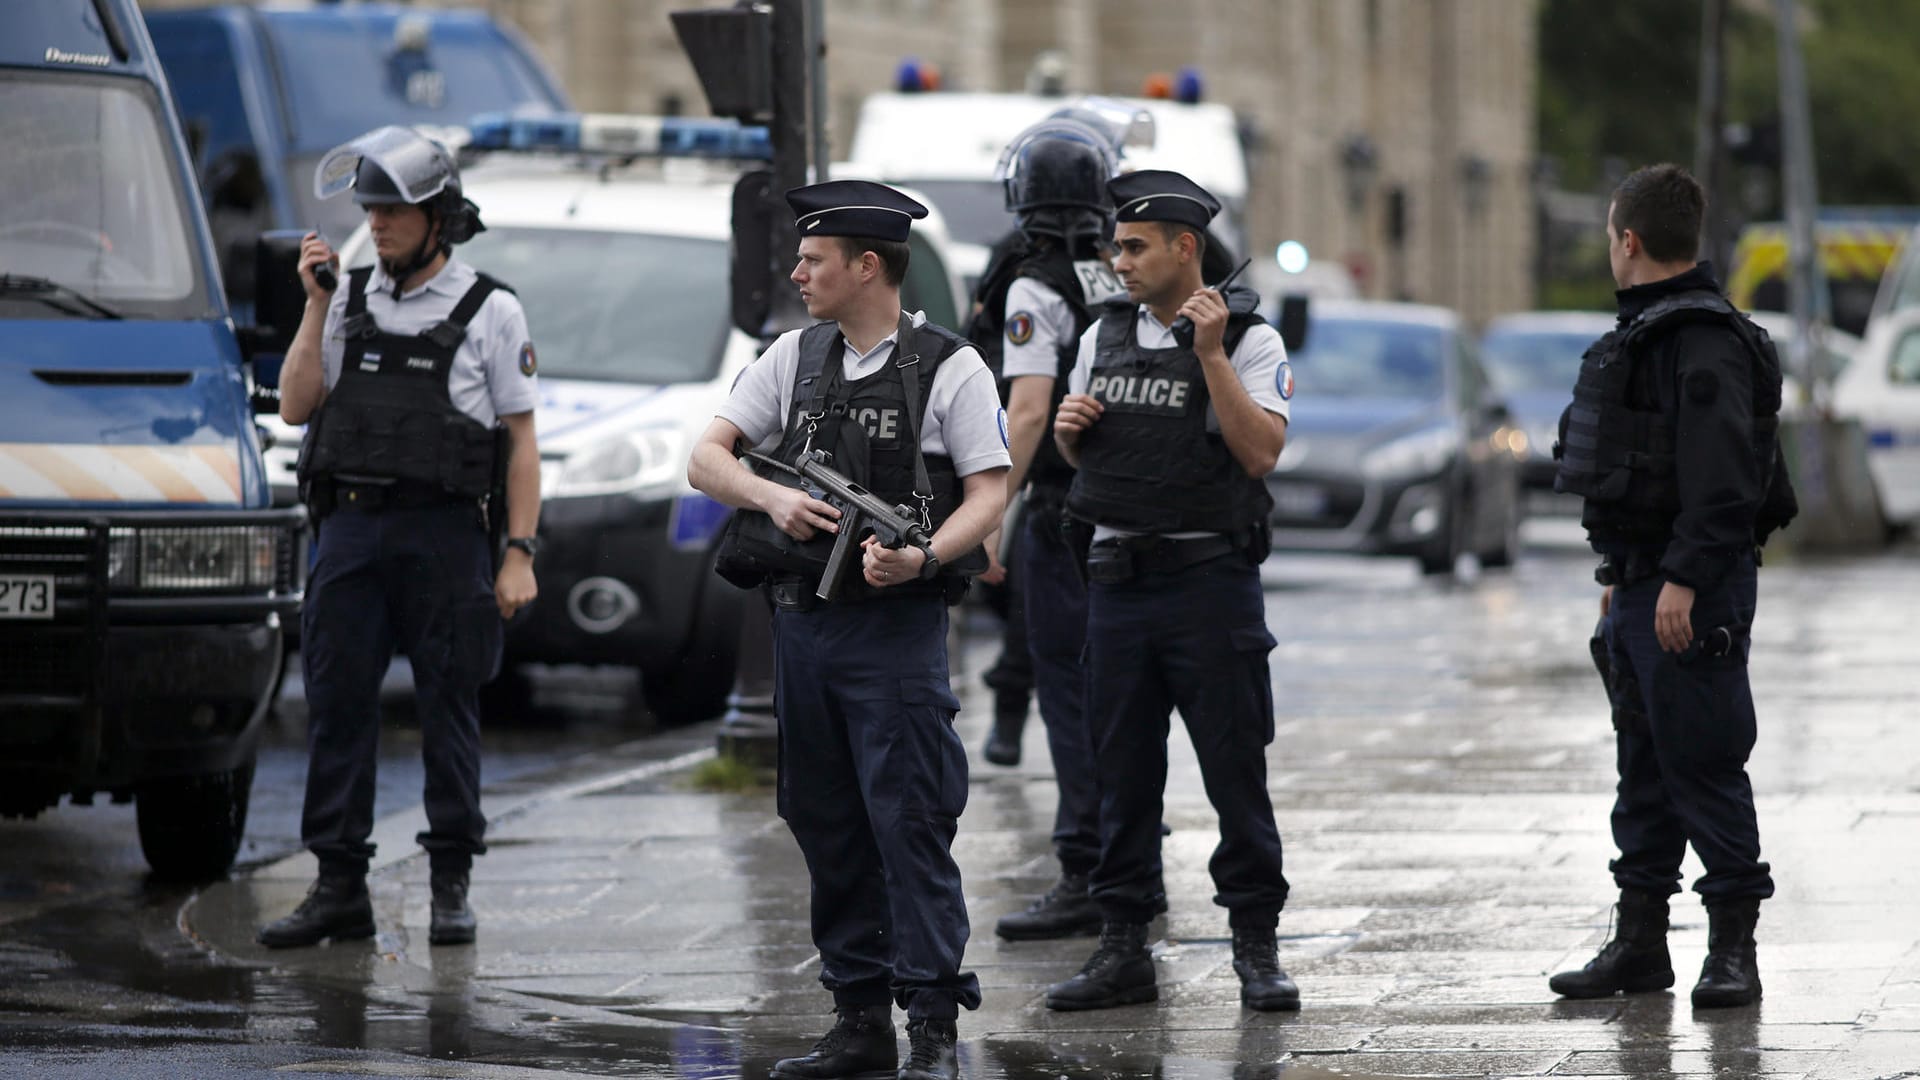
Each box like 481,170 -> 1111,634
262,115 -> 971,722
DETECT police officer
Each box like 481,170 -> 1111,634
1549,164 -> 1795,1009
688,180 -> 1009,1080
1046,170 -> 1298,1013
968,114 -> 1123,941
259,127 -> 541,950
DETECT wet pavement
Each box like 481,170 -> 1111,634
5,530 -> 1920,1077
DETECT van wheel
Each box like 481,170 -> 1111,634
478,664 -> 537,726
644,563 -> 745,725
136,758 -> 255,881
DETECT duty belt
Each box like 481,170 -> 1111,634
1085,534 -> 1238,585
333,477 -> 471,513
1593,548 -> 1663,588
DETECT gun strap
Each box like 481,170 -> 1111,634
893,311 -> 936,528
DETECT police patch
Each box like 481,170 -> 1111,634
518,342 -> 537,377
997,407 -> 1010,448
1684,368 -> 1719,405
1006,312 -> 1035,346
1277,361 -> 1295,402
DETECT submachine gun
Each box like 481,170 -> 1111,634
745,448 -> 933,602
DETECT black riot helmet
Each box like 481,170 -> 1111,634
996,118 -> 1120,248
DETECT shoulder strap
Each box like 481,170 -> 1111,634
340,267 -> 377,339
893,311 -> 936,525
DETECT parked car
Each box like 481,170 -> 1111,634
1479,310 -> 1613,515
1,0 -> 303,878
258,113 -> 973,723
1266,301 -> 1524,574
1832,307 -> 1920,528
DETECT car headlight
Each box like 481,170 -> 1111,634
1360,426 -> 1459,480
552,428 -> 689,498
107,526 -> 284,591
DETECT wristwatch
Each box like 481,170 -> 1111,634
915,542 -> 941,581
505,536 -> 540,559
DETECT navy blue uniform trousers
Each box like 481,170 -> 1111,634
1602,551 -> 1773,901
1085,554 -> 1289,925
1018,506 -> 1101,874
300,502 -> 499,876
772,594 -> 982,1020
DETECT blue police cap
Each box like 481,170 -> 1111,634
786,180 -> 929,243
1108,169 -> 1220,231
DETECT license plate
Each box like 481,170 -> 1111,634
1270,482 -> 1329,518
0,575 -> 55,620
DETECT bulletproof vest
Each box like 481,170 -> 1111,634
1554,288 -> 1785,541
300,267 -> 503,502
717,317 -> 985,599
1066,288 -> 1274,534
966,243 -> 1100,499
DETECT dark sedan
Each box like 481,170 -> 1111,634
1480,310 -> 1615,516
1266,301 -> 1525,574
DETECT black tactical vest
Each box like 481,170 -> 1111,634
1554,289 -> 1784,540
299,267 -> 503,504
967,244 -> 1099,499
715,317 -> 986,599
1066,289 -> 1273,534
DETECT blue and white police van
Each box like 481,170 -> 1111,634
1,0 -> 304,877
145,1 -> 569,318
261,113 -> 972,724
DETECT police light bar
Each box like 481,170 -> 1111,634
466,112 -> 771,161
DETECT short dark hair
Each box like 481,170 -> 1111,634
1610,164 -> 1703,263
833,236 -> 911,287
1155,221 -> 1207,260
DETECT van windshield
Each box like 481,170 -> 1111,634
0,73 -> 210,320
453,227 -> 730,384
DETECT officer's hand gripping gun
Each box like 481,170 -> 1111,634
745,448 -> 934,602
1169,257 -> 1253,349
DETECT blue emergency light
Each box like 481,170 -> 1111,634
466,112 -> 771,160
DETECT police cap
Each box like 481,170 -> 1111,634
787,180 -> 928,243
1108,169 -> 1221,231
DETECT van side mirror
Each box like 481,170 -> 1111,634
1277,294 -> 1310,353
241,230 -> 310,358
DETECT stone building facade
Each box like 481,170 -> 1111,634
141,0 -> 1538,318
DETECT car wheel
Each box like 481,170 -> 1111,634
478,664 -> 537,726
1418,487 -> 1461,576
643,555 -> 745,725
136,757 -> 255,880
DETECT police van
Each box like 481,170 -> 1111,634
145,1 -> 569,319
1,0 -> 304,877
848,78 -> 1251,289
260,113 -> 973,723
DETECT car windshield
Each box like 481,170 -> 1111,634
450,226 -> 730,384
902,179 -> 1014,247
0,72 -> 209,320
1289,318 -> 1446,400
1481,328 -> 1598,395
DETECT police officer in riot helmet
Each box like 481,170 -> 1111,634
691,180 -> 1009,1080
1047,170 -> 1299,1014
966,115 -> 1128,942
259,126 -> 543,950
1549,163 -> 1795,1009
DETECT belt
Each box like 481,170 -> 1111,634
1087,534 -> 1238,584
334,478 -> 468,512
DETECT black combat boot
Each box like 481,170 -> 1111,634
897,1017 -> 958,1080
256,871 -> 375,949
429,870 -> 477,946
981,707 -> 1026,766
1045,921 -> 1157,1011
1548,888 -> 1674,999
771,1004 -> 897,1079
995,871 -> 1101,941
1691,898 -> 1762,1008
1230,924 -> 1301,1011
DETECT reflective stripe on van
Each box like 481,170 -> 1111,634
0,444 -> 242,504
